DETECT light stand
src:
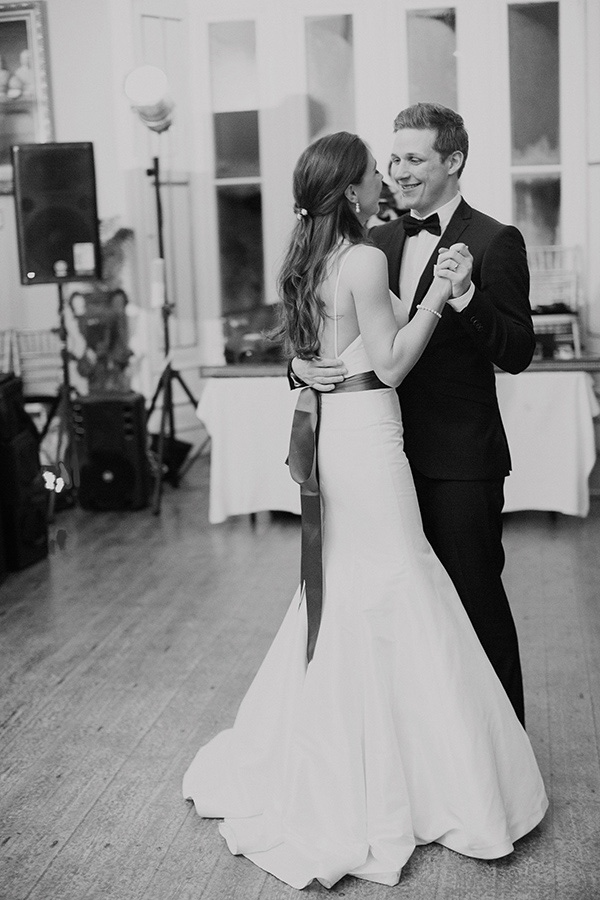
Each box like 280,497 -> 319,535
144,153 -> 198,514
124,66 -> 198,515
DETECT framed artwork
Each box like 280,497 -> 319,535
0,1 -> 53,193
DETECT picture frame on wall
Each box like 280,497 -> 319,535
0,1 -> 53,194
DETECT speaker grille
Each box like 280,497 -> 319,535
11,142 -> 101,284
73,393 -> 151,511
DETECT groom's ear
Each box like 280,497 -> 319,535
446,151 -> 463,176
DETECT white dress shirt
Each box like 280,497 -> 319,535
399,192 -> 474,311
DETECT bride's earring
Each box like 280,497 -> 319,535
355,201 -> 361,214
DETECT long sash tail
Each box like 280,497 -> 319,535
287,372 -> 389,662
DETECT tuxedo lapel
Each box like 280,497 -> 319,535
410,199 -> 472,314
388,220 -> 408,294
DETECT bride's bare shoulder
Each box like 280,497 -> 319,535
343,244 -> 388,285
347,243 -> 386,260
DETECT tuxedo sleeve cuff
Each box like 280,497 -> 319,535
287,359 -> 306,390
448,282 -> 475,312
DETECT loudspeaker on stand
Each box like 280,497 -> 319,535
11,142 -> 101,285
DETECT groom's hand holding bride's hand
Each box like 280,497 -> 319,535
291,356 -> 348,392
434,243 -> 473,298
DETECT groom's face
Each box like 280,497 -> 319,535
389,127 -> 458,217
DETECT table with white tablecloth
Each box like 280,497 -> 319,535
495,370 -> 599,516
197,368 -> 599,523
197,375 -> 301,523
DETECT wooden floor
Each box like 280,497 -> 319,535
1,456 -> 599,900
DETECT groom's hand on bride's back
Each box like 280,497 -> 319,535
291,357 -> 348,392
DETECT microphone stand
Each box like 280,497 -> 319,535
145,153 -> 198,515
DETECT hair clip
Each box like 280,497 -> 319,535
294,206 -> 308,220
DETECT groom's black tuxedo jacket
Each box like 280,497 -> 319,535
370,199 -> 535,481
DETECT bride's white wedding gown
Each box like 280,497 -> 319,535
182,274 -> 548,889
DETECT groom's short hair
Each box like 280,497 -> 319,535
394,102 -> 469,178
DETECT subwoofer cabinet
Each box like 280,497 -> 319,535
72,392 -> 152,511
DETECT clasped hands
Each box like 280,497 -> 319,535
434,242 -> 472,299
291,243 -> 473,392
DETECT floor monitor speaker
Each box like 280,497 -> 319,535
73,393 -> 152,511
11,142 -> 101,285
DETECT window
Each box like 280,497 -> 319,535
406,8 -> 457,109
217,184 -> 263,314
508,2 -> 560,245
513,174 -> 560,246
305,15 -> 355,140
209,21 -> 264,314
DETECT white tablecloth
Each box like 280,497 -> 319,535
496,371 -> 599,516
198,371 -> 599,523
197,377 -> 301,523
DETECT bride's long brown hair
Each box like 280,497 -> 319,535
274,132 -> 370,359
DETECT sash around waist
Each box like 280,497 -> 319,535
288,370 -> 388,485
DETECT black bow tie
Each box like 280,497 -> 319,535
402,212 -> 441,237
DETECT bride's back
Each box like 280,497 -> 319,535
317,244 -> 362,359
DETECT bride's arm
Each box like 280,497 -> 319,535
348,245 -> 451,388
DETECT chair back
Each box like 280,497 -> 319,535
527,246 -> 581,313
0,330 -> 15,374
13,330 -> 63,402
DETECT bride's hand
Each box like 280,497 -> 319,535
434,243 -> 473,298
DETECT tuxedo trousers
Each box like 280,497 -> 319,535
410,469 -> 525,727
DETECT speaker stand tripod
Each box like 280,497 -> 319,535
39,283 -> 79,521
145,154 -> 198,515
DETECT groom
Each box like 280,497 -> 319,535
290,103 -> 535,727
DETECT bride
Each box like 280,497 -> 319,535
182,131 -> 548,890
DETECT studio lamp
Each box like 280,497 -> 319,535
124,65 -> 197,515
124,65 -> 174,134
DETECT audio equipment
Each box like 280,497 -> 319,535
0,506 -> 7,584
149,433 -> 192,487
0,374 -> 49,571
0,430 -> 49,570
72,392 -> 152,511
0,371 -> 34,438
11,142 -> 101,285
